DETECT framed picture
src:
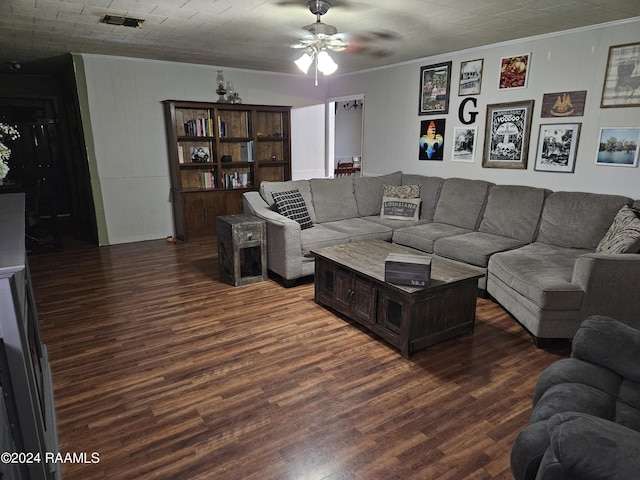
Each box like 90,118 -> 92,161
452,127 -> 477,163
419,62 -> 452,115
458,59 -> 483,96
483,100 -> 534,169
498,53 -> 531,90
595,127 -> 640,167
541,91 -> 587,118
190,146 -> 210,163
601,42 -> 640,108
419,118 -> 445,160
534,123 -> 581,173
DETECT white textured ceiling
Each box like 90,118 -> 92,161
1,0 -> 639,75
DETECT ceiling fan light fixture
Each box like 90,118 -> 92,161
317,50 -> 338,75
295,52 -> 313,74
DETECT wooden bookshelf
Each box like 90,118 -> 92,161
163,101 -> 291,240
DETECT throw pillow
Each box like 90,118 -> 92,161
596,205 -> 640,254
271,189 -> 313,230
383,184 -> 421,199
380,184 -> 422,221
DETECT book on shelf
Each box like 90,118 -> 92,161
184,118 -> 213,137
218,116 -> 227,138
223,171 -> 250,188
196,170 -> 216,189
240,141 -> 254,162
177,143 -> 184,164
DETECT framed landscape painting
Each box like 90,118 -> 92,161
483,100 -> 534,169
595,127 -> 640,167
534,123 -> 581,173
419,62 -> 452,115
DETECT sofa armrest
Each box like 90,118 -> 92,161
243,192 -> 304,280
570,315 -> 640,383
572,253 -> 640,329
536,412 -> 640,480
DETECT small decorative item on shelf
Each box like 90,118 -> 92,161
0,123 -> 20,183
190,146 -> 210,163
216,70 -> 228,103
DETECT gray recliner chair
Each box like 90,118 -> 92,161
511,315 -> 640,480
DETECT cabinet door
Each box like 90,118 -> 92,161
334,267 -> 353,314
352,277 -> 376,324
375,290 -> 408,353
182,192 -> 217,239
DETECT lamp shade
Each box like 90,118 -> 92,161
317,51 -> 338,75
295,53 -> 313,74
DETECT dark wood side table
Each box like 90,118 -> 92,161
217,214 -> 268,286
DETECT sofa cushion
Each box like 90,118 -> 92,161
433,178 -> 492,229
392,223 -> 471,254
434,232 -> 527,267
401,174 -> 444,221
536,191 -> 632,250
596,205 -> 640,254
260,179 -> 316,223
362,215 -> 431,230
488,242 -> 586,310
271,189 -> 313,230
300,224 -> 351,256
321,218 -> 393,243
310,177 -> 358,223
479,185 -> 548,242
353,171 -> 402,217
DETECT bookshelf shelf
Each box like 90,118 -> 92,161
163,100 -> 291,240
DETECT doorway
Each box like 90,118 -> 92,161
328,94 -> 364,177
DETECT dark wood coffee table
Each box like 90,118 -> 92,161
311,240 -> 484,357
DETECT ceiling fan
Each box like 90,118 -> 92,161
291,0 -> 345,84
290,1 -> 399,84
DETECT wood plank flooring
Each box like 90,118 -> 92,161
27,237 -> 571,480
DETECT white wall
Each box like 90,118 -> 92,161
78,19 -> 639,245
291,104 -> 326,180
327,19 -> 640,199
78,54 -> 327,244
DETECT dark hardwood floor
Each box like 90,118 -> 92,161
28,237 -> 570,480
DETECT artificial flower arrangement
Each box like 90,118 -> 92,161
0,123 -> 20,180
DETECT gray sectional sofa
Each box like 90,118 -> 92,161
242,171 -> 640,344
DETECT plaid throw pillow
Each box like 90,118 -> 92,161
271,189 -> 313,230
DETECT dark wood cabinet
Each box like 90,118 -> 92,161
163,100 -> 291,240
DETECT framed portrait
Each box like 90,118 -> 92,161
482,100 -> 534,169
452,127 -> 477,163
600,42 -> 640,108
534,123 -> 581,173
419,118 -> 446,160
595,127 -> 640,167
419,62 -> 452,115
498,53 -> 531,90
458,59 -> 483,96
541,91 -> 587,118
